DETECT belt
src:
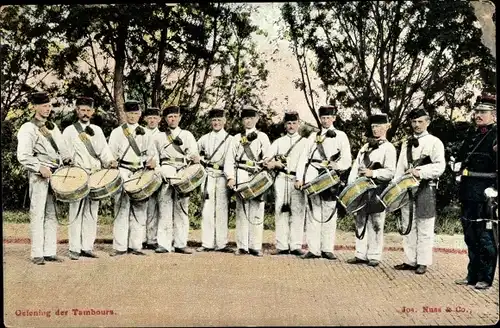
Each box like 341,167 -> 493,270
237,160 -> 258,167
204,162 -> 224,170
310,159 -> 330,165
276,167 -> 296,176
462,170 -> 497,178
119,160 -> 146,166
160,157 -> 185,165
236,164 -> 258,173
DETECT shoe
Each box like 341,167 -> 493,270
321,252 -> 337,260
475,281 -> 491,290
69,251 -> 80,260
235,248 -> 249,255
144,243 -> 159,250
302,251 -> 321,259
196,246 -> 214,252
249,249 -> 263,257
415,265 -> 427,274
32,257 -> 45,265
109,250 -> 127,257
271,249 -> 290,255
174,247 -> 193,254
130,250 -> 147,256
394,263 -> 417,270
80,250 -> 98,258
367,260 -> 380,267
455,278 -> 473,286
290,249 -> 305,256
215,246 -> 233,253
346,257 -> 369,265
44,256 -> 64,262
155,246 -> 169,254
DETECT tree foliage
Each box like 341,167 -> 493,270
281,1 -> 495,140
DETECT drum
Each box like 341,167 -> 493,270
124,169 -> 162,201
50,166 -> 89,202
379,173 -> 420,212
235,171 -> 273,200
88,169 -> 123,200
171,164 -> 207,194
338,177 -> 377,214
302,169 -> 340,196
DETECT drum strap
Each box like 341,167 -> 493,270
399,190 -> 414,235
206,134 -> 230,162
73,123 -> 99,160
166,129 -> 187,156
307,197 -> 337,224
38,125 -> 60,154
242,141 -> 257,162
121,124 -> 142,157
355,212 -> 370,240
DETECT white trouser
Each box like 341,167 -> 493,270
274,173 -> 306,251
157,184 -> 190,251
354,212 -> 386,261
201,172 -> 229,249
28,173 -> 58,258
236,197 -> 265,251
305,195 -> 337,255
401,204 -> 435,266
113,168 -> 148,252
143,195 -> 159,245
68,197 -> 99,253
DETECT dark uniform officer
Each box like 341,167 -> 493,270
454,92 -> 497,290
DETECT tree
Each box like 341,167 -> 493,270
281,1 -> 495,141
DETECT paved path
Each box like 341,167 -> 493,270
3,224 -> 499,326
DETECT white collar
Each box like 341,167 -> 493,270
78,121 -> 90,128
127,123 -> 139,129
321,126 -> 335,135
212,128 -> 225,136
169,126 -> 181,134
245,127 -> 257,135
147,127 -> 159,133
413,131 -> 429,139
287,132 -> 299,138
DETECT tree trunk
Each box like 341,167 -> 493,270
113,24 -> 128,124
152,29 -> 167,108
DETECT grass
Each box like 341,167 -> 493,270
3,206 -> 463,235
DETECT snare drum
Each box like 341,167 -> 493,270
88,169 -> 123,200
302,169 -> 340,196
338,177 -> 377,214
380,173 -> 420,212
124,170 -> 162,201
50,166 -> 89,202
235,171 -> 273,200
171,164 -> 207,194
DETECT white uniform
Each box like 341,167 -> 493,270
347,140 -> 397,261
394,132 -> 445,266
224,128 -> 271,251
144,126 -> 161,246
264,132 -> 311,252
296,126 -> 352,255
108,123 -> 157,252
154,127 -> 199,251
198,129 -> 233,249
62,122 -> 115,254
17,119 -> 70,259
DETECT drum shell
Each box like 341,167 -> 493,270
171,164 -> 207,194
338,177 -> 377,214
380,174 -> 419,213
88,169 -> 123,200
124,171 -> 163,202
235,171 -> 273,200
50,167 -> 90,203
303,170 -> 340,196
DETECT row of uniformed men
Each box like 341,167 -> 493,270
18,91 -> 445,275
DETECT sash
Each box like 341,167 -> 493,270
166,129 -> 186,156
73,123 -> 99,160
284,136 -> 303,157
315,135 -> 328,160
240,135 -> 257,161
121,124 -> 142,157
38,126 -> 60,154
206,133 -> 230,161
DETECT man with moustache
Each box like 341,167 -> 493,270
224,105 -> 271,257
17,91 -> 72,265
62,96 -> 117,260
393,108 -> 446,274
263,111 -> 311,256
454,92 -> 497,289
345,113 -> 397,267
154,106 -> 200,255
108,100 -> 157,256
295,105 -> 352,260
142,107 -> 162,250
196,108 -> 234,253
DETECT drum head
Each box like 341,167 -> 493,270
171,164 -> 203,186
381,174 -> 419,213
89,169 -> 120,189
124,170 -> 156,193
51,167 -> 88,194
